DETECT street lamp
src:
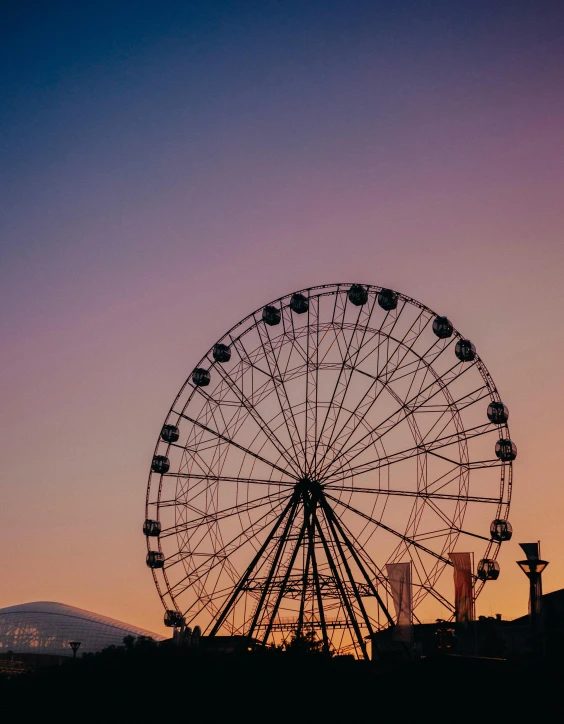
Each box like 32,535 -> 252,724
69,641 -> 81,659
516,544 -> 549,657
516,558 -> 549,576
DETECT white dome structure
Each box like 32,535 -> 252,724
0,601 -> 165,657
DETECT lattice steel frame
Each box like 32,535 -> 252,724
145,284 -> 513,658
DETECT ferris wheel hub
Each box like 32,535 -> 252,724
296,477 -> 322,497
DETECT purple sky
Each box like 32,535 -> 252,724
1,1 -> 564,633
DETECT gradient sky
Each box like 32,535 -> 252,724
1,1 -> 564,635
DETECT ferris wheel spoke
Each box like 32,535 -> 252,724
329,312 -> 432,456
310,293 -> 376,478
322,359 -> 480,482
172,419 -> 244,487
267,328 -> 311,463
315,318 -> 389,476
175,411 -> 298,479
159,491 -> 289,538
354,300 -> 407,371
179,410 -> 251,483
415,494 -> 466,540
403,543 -> 455,613
164,475 -> 233,519
209,493 -> 299,635
304,295 -> 325,482
427,450 -> 499,468
281,303 -> 312,368
420,462 -> 469,497
191,385 -> 234,441
321,352 -> 459,479
212,343 -> 304,477
326,356 -> 474,474
181,582 -> 242,626
408,385 -> 491,453
185,386 -> 297,479
396,384 -> 493,476
302,294 -> 314,475
227,346 -> 285,391
253,317 -> 307,470
180,564 -> 249,630
168,493 -> 292,594
173,527 -> 284,622
322,484 -> 500,504
320,422 -> 494,485
385,383 -> 491,474
407,490 -> 449,548
163,472 -> 295,487
325,493 -> 451,567
281,303 -> 328,478
317,308 -> 434,478
257,313 -> 310,457
176,480 -> 294,584
188,395 -> 255,492
322,343 -> 476,480
334,521 -> 398,620
452,527 -> 492,543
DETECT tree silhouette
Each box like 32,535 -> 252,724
282,630 -> 326,655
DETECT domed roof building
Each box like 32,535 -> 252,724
0,601 -> 165,657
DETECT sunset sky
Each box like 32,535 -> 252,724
1,1 -> 564,635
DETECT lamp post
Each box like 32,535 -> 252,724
516,544 -> 549,657
69,641 -> 81,659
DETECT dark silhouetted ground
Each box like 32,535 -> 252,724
2,639 -> 564,722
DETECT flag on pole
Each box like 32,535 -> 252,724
449,552 -> 474,623
386,562 -> 412,641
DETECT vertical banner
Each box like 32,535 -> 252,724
386,562 -> 412,641
449,552 -> 474,623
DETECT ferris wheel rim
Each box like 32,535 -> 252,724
145,283 -> 513,653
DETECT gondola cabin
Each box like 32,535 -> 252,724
146,551 -> 165,569
477,559 -> 500,581
164,610 -> 185,628
377,288 -> 398,311
347,284 -> 368,306
290,293 -> 309,314
432,316 -> 454,339
161,424 -> 179,443
143,519 -> 161,537
455,339 -> 476,362
192,368 -> 211,387
262,305 -> 281,325
487,402 -> 509,424
151,455 -> 170,474
495,439 -> 517,462
213,343 -> 231,363
490,519 -> 513,542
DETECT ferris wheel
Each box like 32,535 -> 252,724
144,283 -> 515,658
